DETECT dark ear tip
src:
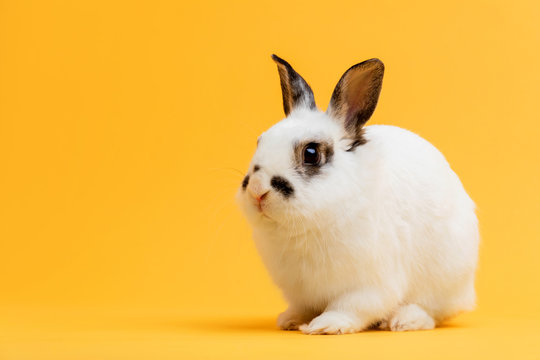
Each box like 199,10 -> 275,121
342,58 -> 385,76
364,58 -> 385,70
271,54 -> 288,66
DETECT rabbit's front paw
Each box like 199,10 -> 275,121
389,304 -> 435,331
277,308 -> 310,330
299,311 -> 361,335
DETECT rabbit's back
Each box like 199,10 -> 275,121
364,124 -> 478,321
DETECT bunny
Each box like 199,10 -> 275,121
236,55 -> 479,334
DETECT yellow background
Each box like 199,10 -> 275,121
1,0 -> 539,358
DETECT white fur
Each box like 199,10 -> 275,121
237,108 -> 479,334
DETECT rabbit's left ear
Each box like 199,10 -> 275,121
327,59 -> 384,140
272,54 -> 317,116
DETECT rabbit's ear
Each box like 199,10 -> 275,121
327,59 -> 384,139
272,54 -> 316,116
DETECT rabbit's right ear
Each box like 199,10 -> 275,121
272,54 -> 317,116
327,59 -> 384,141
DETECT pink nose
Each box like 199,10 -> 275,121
253,191 -> 269,203
246,176 -> 269,204
250,190 -> 269,211
248,188 -> 269,203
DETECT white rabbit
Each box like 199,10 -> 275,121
236,55 -> 479,334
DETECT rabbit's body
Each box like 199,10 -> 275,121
237,56 -> 478,334
251,123 -> 477,330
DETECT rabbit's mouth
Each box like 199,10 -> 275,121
255,201 -> 273,220
251,198 -> 277,221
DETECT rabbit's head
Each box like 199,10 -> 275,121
237,55 -> 384,227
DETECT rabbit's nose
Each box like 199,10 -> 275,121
247,177 -> 270,203
251,190 -> 269,203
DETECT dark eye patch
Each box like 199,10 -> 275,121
271,176 -> 294,198
293,140 -> 334,178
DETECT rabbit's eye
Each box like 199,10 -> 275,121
303,143 -> 320,165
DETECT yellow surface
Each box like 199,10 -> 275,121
0,0 -> 539,359
1,307 -> 539,360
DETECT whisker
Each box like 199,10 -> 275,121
206,167 -> 245,178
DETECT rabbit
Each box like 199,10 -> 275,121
236,54 -> 479,335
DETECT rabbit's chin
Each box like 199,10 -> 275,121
237,195 -> 320,233
242,202 -> 294,228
